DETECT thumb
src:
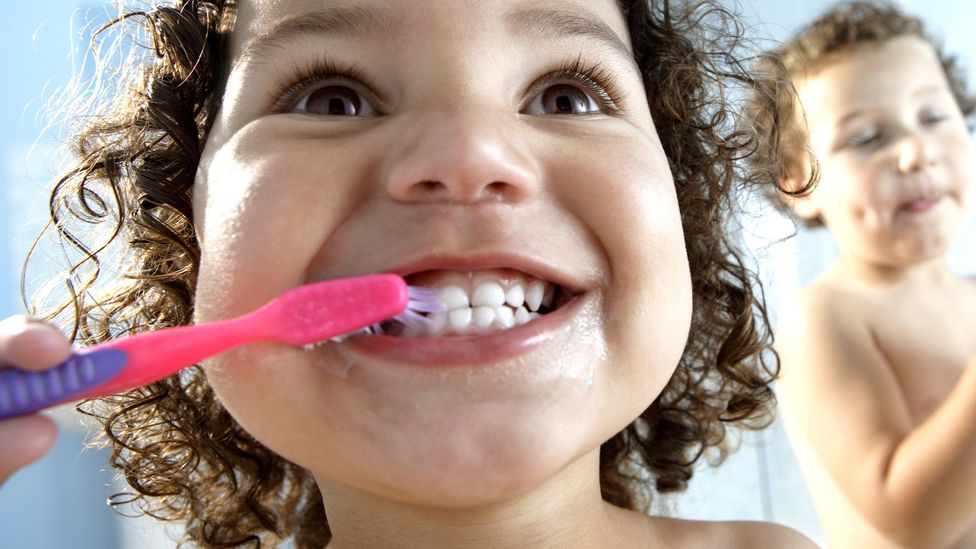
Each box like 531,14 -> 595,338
0,414 -> 58,485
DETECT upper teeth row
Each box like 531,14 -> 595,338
438,280 -> 554,312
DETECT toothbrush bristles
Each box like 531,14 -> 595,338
316,285 -> 442,343
367,285 -> 442,336
398,308 -> 434,329
406,286 -> 442,314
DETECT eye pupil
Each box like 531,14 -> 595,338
555,95 -> 573,113
305,86 -> 362,116
328,97 -> 350,115
542,84 -> 594,115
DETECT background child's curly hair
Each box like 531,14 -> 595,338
745,0 -> 976,228
26,0 -> 778,546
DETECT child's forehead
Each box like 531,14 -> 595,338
799,36 -> 949,109
229,0 -> 633,65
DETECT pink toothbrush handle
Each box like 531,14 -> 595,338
84,313 -> 264,397
0,274 -> 409,419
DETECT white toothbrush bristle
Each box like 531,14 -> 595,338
367,285 -> 442,336
407,286 -> 441,313
302,284 -> 443,343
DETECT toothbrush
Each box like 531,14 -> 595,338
0,274 -> 439,420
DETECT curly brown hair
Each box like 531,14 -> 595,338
26,0 -> 779,547
745,0 -> 976,228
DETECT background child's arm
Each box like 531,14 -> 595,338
777,290 -> 976,548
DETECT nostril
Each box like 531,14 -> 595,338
420,180 -> 443,192
486,181 -> 510,197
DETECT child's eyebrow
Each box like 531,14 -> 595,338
835,108 -> 868,128
237,5 -> 634,67
834,84 -> 951,128
239,6 -> 392,65
911,85 -> 943,98
505,7 -> 634,62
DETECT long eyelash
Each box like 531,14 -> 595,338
537,56 -> 626,113
269,56 -> 375,113
268,56 -> 626,114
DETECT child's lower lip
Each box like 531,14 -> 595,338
342,293 -> 590,367
902,196 -> 944,214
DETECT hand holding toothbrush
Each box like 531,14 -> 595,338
0,316 -> 68,485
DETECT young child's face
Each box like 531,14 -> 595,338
190,0 -> 691,506
794,36 -> 975,267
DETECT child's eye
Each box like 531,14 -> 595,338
845,129 -> 882,149
523,83 -> 603,115
272,58 -> 381,116
292,85 -> 377,116
919,111 -> 946,126
521,59 -> 623,116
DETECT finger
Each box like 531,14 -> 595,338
0,414 -> 58,486
0,316 -> 73,371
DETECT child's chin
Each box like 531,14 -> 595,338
885,229 -> 958,265
333,429 -> 594,509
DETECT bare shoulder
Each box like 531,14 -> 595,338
776,280 -> 872,363
784,278 -> 870,321
714,521 -> 819,549
651,517 -> 818,549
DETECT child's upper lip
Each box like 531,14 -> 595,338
384,251 -> 592,295
897,175 -> 946,208
898,189 -> 946,210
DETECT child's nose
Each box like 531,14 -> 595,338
383,109 -> 541,205
896,132 -> 937,175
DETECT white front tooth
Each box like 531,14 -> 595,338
525,281 -> 544,312
505,284 -> 525,308
448,308 -> 473,330
427,312 -> 447,336
528,312 -> 541,321
471,281 -> 505,307
472,306 -> 496,329
514,306 -> 531,324
495,306 -> 514,328
440,286 -> 470,310
542,284 -> 554,308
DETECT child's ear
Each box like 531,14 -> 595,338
778,155 -> 821,221
780,175 -> 822,220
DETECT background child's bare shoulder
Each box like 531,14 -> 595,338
645,516 -> 818,548
776,278 -> 875,366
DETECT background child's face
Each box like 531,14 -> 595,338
794,36 -> 975,266
190,0 -> 691,506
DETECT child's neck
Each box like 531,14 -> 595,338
832,253 -> 957,289
318,450 -> 649,549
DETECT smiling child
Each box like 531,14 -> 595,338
0,1 -> 815,547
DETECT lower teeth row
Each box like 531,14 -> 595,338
408,305 -> 542,337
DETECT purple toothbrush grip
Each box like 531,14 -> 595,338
0,349 -> 128,419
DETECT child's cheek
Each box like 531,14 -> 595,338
193,119 -> 362,320
552,135 -> 692,410
191,121 -> 358,426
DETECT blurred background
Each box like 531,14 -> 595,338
1,1 -> 974,547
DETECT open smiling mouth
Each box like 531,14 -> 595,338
377,269 -> 576,339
